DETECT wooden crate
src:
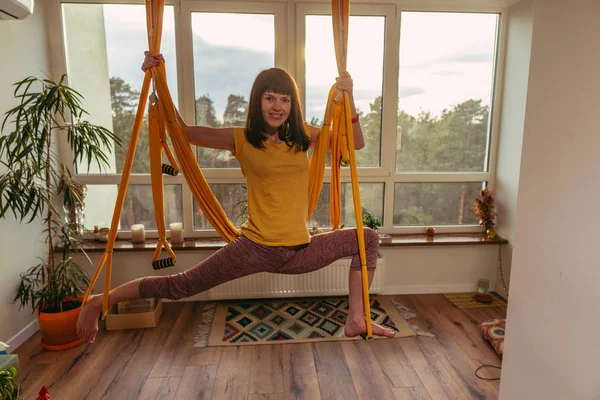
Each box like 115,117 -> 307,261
105,298 -> 162,330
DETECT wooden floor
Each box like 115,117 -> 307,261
13,294 -> 506,400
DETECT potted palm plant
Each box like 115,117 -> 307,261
0,75 -> 120,350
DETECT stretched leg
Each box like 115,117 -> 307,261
77,236 -> 293,344
279,228 -> 394,338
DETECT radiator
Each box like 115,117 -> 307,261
207,257 -> 384,300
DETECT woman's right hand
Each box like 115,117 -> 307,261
141,51 -> 164,72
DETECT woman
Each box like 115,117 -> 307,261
77,52 -> 395,344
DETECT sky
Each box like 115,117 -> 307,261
96,6 -> 498,123
397,12 -> 498,118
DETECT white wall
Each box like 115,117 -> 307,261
0,3 -> 50,349
500,1 -> 600,399
493,0 -> 534,298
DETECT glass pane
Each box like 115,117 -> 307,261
62,4 -> 178,175
193,184 -> 247,230
309,183 -> 384,228
396,12 -> 498,172
305,15 -> 385,167
192,12 -> 275,169
84,184 -> 183,230
393,182 -> 483,226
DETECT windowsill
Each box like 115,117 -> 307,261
77,233 -> 507,253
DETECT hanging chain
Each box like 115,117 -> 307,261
334,0 -> 345,103
497,243 -> 509,295
148,0 -> 158,105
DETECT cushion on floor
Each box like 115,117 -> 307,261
480,319 -> 505,356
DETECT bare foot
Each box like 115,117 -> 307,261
344,316 -> 396,338
77,295 -> 102,344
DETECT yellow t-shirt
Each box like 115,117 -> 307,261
233,127 -> 311,246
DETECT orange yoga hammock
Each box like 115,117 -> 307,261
82,0 -> 374,341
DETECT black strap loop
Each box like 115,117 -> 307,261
161,163 -> 178,176
152,257 -> 175,270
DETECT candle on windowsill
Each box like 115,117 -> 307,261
170,222 -> 184,244
131,224 -> 145,243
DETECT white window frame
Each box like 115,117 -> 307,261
48,0 -> 509,238
298,3 -> 507,234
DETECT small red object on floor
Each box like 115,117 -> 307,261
473,294 -> 494,303
36,385 -> 51,399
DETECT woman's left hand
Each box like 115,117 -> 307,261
336,72 -> 353,94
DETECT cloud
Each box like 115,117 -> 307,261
403,49 -> 494,70
192,35 -> 273,118
399,86 -> 425,99
432,70 -> 462,76
440,52 -> 494,64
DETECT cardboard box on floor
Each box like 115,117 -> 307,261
105,298 -> 163,330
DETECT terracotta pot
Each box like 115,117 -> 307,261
37,299 -> 84,351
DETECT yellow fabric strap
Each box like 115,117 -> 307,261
149,104 -> 177,263
82,0 -> 164,317
329,0 -> 373,340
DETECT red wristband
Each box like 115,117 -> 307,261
351,115 -> 359,124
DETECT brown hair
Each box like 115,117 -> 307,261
245,68 -> 310,152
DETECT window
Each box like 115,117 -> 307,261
194,184 -> 247,230
394,12 -> 499,227
396,12 -> 497,173
62,3 -> 180,233
85,184 -> 183,230
56,2 -> 503,236
191,12 -> 275,170
393,182 -> 481,226
63,3 -> 178,175
304,15 -> 385,168
311,183 -> 384,228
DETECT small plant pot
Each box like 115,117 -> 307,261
37,299 -> 84,351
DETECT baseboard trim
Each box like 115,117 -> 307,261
382,283 -> 479,295
171,284 -> 482,299
494,286 -> 509,300
7,319 -> 39,352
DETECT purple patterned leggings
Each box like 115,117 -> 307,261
139,228 -> 379,300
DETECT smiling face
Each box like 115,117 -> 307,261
246,68 -> 309,151
261,91 -> 292,134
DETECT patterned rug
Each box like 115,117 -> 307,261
194,296 -> 416,347
444,292 -> 507,308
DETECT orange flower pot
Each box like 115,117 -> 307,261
37,299 -> 84,351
